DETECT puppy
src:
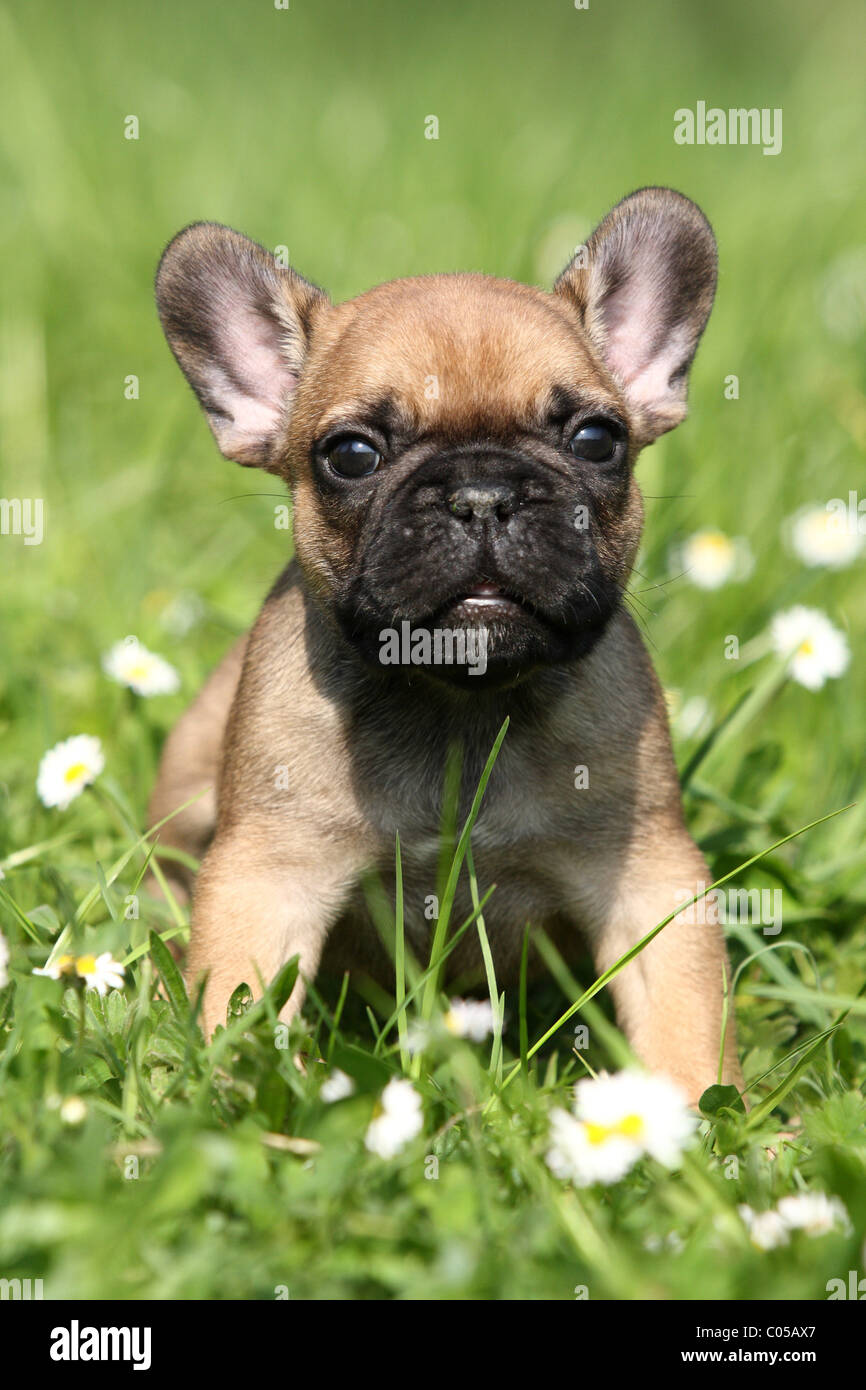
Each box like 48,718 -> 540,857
149,187 -> 741,1101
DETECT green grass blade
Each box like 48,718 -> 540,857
420,718 -> 509,1019
148,929 -> 189,1020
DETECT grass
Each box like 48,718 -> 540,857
0,0 -> 865,1300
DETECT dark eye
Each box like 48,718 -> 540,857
325,437 -> 382,478
568,421 -> 621,463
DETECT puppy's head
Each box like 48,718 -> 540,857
156,188 -> 716,685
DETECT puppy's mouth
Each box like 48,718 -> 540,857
438,582 -> 533,623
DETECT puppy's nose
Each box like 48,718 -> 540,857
447,481 -> 517,522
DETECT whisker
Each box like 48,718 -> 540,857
219,492 -> 291,504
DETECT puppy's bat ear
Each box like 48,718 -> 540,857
554,188 -> 717,440
155,223 -> 328,468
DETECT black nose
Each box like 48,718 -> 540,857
447,481 -> 517,522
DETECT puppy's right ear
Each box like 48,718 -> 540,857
155,223 -> 328,469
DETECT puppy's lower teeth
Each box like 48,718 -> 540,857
462,586 -> 507,605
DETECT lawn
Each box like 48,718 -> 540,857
0,0 -> 864,1301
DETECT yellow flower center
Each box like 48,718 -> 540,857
56,954 -> 75,974
63,762 -> 88,783
126,662 -> 150,681
585,1113 -> 645,1146
797,639 -> 814,657
75,954 -> 97,975
697,533 -> 731,556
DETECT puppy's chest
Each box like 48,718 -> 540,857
363,740 -> 599,894
335,721 -> 615,969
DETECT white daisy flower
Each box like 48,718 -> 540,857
33,951 -> 125,995
546,1106 -> 638,1186
677,529 -> 753,590
320,1069 -> 356,1103
776,1193 -> 851,1237
32,954 -> 76,982
364,1077 -> 423,1159
576,1070 -> 696,1168
770,606 -> 850,691
444,997 -> 495,1042
0,930 -> 9,989
739,1204 -> 790,1250
59,1096 -> 88,1126
787,503 -> 864,569
76,951 -> 125,995
103,637 -> 180,697
546,1069 -> 696,1187
36,734 -> 105,810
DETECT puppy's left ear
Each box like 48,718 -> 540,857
554,187 -> 717,440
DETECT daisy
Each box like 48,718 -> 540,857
33,951 -> 125,995
320,1069 -> 356,1103
364,1078 -> 423,1159
770,606 -> 850,691
578,1070 -> 696,1166
739,1204 -> 790,1251
546,1070 -> 696,1187
103,637 -> 180,697
59,1096 -> 88,1126
787,503 -> 863,569
0,930 -> 9,989
33,953 -> 76,981
444,998 -> 495,1042
36,734 -> 105,810
676,529 -> 753,590
776,1193 -> 851,1237
76,952 -> 126,995
546,1106 -> 638,1186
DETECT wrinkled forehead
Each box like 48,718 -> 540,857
299,273 -> 622,439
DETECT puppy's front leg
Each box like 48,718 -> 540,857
567,837 -> 742,1104
187,829 -> 355,1039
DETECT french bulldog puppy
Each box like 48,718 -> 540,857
149,187 -> 741,1100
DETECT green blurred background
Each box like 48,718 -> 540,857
1,0 -> 864,856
